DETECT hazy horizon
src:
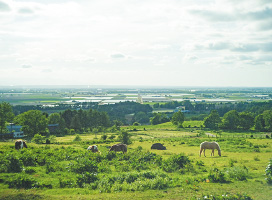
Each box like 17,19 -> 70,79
1,0 -> 272,87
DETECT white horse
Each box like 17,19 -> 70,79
200,141 -> 221,157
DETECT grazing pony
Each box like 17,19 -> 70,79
109,143 -> 127,153
200,141 -> 221,157
87,145 -> 100,153
15,140 -> 27,150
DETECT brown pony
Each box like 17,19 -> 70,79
109,143 -> 127,153
15,140 -> 27,150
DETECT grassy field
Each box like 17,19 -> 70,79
0,124 -> 271,200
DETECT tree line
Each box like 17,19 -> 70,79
204,109 -> 272,131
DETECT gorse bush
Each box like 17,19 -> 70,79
6,173 -> 36,189
162,153 -> 190,172
2,153 -> 23,173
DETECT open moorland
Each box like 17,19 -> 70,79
0,122 -> 272,200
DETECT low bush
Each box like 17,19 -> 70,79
162,153 -> 190,172
207,168 -> 228,183
6,173 -> 36,189
225,166 -> 249,181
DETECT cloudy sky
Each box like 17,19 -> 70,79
0,0 -> 271,87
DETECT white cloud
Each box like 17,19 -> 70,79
0,0 -> 271,87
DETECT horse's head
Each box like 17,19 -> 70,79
218,150 -> 221,156
23,141 -> 27,148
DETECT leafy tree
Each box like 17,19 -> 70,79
150,113 -> 169,125
134,111 -> 150,124
118,131 -> 132,145
204,110 -> 221,129
239,112 -> 254,130
70,114 -> 82,131
171,111 -> 185,128
48,113 -> 66,134
255,114 -> 266,131
15,110 -> 48,137
32,133 -> 45,144
220,110 -> 240,130
263,110 -> 272,131
0,102 -> 14,134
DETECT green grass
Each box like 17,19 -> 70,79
0,124 -> 272,200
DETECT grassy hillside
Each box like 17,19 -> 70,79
0,123 -> 271,200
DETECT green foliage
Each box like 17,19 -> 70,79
6,173 -> 36,189
32,134 -> 46,144
197,193 -> 253,200
265,158 -> 272,184
225,166 -> 249,181
73,134 -> 82,142
15,110 -> 48,137
1,153 -> 23,173
150,113 -> 169,125
204,110 -> 221,130
208,168 -> 227,183
0,102 -> 14,134
118,131 -> 132,145
220,110 -> 240,130
162,153 -> 190,172
171,111 -> 185,127
77,172 -> 98,188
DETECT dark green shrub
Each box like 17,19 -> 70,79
24,167 -> 36,174
162,153 -> 190,172
208,168 -> 227,183
6,173 -> 36,189
77,172 -> 98,188
59,177 -> 77,188
20,152 -> 36,166
101,134 -> 107,140
5,154 -> 23,173
73,134 -> 81,142
70,157 -> 98,174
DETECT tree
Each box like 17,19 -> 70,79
171,111 -> 185,127
118,131 -> 132,145
15,110 -> 48,137
220,110 -> 240,130
204,110 -> 221,129
238,112 -> 254,130
48,113 -> 66,134
134,111 -> 150,124
0,102 -> 14,134
70,114 -> 81,131
255,114 -> 265,131
263,110 -> 272,131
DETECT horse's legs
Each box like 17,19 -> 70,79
203,149 -> 206,157
211,149 -> 214,156
199,148 -> 203,157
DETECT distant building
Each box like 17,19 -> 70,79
1,124 -> 24,138
174,106 -> 190,113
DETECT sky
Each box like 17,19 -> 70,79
0,0 -> 272,87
